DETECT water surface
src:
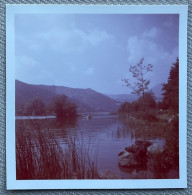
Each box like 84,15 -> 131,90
16,112 -> 166,179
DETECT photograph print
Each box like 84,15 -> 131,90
6,5 -> 188,189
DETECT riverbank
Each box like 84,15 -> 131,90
118,111 -> 179,179
15,111 -> 178,179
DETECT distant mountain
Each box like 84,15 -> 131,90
106,83 -> 163,103
15,80 -> 56,109
15,80 -> 118,112
150,84 -> 163,102
106,94 -> 139,103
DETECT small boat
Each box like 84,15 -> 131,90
85,114 -> 92,119
79,114 -> 92,120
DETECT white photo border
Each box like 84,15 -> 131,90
6,4 -> 188,190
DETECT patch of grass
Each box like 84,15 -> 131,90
16,119 -> 98,179
118,110 -> 177,140
119,113 -> 179,179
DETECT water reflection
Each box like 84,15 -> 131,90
16,113 -> 169,179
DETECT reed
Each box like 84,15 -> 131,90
16,119 -> 98,179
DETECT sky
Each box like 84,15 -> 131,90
15,14 -> 179,94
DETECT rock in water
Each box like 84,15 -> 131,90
125,140 -> 152,162
147,143 -> 164,156
118,151 -> 138,168
119,140 -> 153,169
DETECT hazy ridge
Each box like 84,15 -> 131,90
15,80 -> 118,112
106,84 -> 163,103
16,80 -> 163,113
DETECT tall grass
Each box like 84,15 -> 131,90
119,114 -> 169,139
16,119 -> 98,179
118,113 -> 179,179
150,116 -> 179,178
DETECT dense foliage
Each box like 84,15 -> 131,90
118,92 -> 157,121
16,95 -> 77,119
137,92 -> 156,109
118,92 -> 156,113
16,98 -> 46,116
162,58 -> 179,113
49,95 -> 77,119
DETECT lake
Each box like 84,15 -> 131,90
16,112 -> 166,179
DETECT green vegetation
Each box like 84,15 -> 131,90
118,92 -> 157,122
122,58 -> 153,112
118,110 -> 179,178
16,119 -> 98,179
118,58 -> 179,178
120,57 -> 156,121
15,80 -> 118,114
16,98 -> 46,116
147,116 -> 179,178
161,58 -> 179,113
49,95 -> 77,119
16,94 -> 77,120
120,58 -> 179,120
15,58 -> 179,179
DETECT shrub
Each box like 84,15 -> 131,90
49,95 -> 77,119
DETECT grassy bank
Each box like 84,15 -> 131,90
119,110 -> 175,139
16,119 -> 98,179
118,111 -> 179,178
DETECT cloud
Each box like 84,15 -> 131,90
15,56 -> 54,84
126,34 -> 178,86
16,55 -> 39,70
86,30 -> 112,46
143,27 -> 161,38
33,27 -> 114,53
127,36 -> 164,64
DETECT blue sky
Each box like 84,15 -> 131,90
15,14 -> 179,94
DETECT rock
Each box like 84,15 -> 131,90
118,151 -> 125,156
119,140 -> 154,169
118,151 -> 129,158
135,140 -> 152,148
125,140 -> 151,153
147,143 -> 164,156
135,141 -> 152,161
125,140 -> 152,162
125,145 -> 138,153
118,151 -> 139,168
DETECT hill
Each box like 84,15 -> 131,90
106,94 -> 139,103
15,80 -> 118,113
106,83 -> 163,103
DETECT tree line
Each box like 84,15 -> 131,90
16,58 -> 178,120
16,95 -> 77,119
119,57 -> 179,119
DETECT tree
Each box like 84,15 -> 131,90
136,92 -> 156,110
29,98 -> 46,116
50,95 -> 77,119
122,58 -> 153,112
157,101 -> 163,110
118,92 -> 156,115
118,102 -> 133,113
17,98 -> 46,116
162,58 -> 179,113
